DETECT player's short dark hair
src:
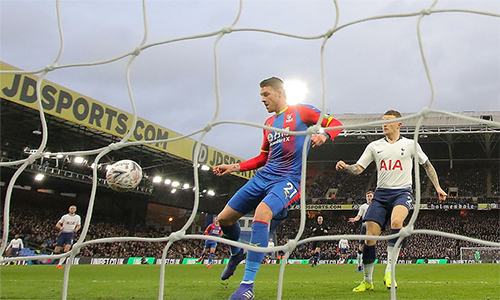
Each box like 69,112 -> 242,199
384,110 -> 402,118
366,190 -> 374,195
260,77 -> 284,90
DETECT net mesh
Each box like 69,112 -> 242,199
460,247 -> 500,263
1,0 -> 499,299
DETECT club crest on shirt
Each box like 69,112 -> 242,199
285,114 -> 294,123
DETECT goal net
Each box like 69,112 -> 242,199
460,247 -> 500,263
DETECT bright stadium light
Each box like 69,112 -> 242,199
164,178 -> 171,185
74,156 -> 85,164
182,183 -> 190,190
207,189 -> 215,197
172,181 -> 180,188
171,188 -> 177,194
34,173 -> 45,181
168,217 -> 174,222
201,165 -> 210,171
152,176 -> 162,183
284,79 -> 308,105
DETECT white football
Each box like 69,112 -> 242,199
106,160 -> 142,192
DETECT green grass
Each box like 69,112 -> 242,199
1,264 -> 499,299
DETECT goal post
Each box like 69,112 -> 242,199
459,247 -> 500,263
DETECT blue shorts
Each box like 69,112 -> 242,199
204,240 -> 217,249
227,175 -> 300,217
56,232 -> 74,246
363,188 -> 413,230
340,248 -> 348,254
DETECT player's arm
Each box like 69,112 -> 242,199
422,160 -> 447,201
6,239 -> 13,250
74,217 -> 81,233
335,162 -> 364,175
55,218 -> 64,231
20,239 -> 24,249
213,127 -> 269,176
415,142 -> 447,201
336,143 -> 372,175
203,224 -> 212,235
297,105 -> 343,147
348,214 -> 361,223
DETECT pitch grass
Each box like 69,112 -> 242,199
1,264 -> 499,299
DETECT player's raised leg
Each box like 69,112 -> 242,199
218,204 -> 246,280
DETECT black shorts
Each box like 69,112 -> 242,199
56,232 -> 74,246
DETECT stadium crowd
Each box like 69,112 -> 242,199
3,209 -> 497,261
276,210 -> 499,260
2,209 -> 229,259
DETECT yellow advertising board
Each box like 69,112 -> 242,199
0,62 -> 254,179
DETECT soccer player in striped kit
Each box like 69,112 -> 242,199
336,110 -> 446,292
196,217 -> 223,268
213,77 -> 343,300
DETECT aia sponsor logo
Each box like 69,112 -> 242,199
380,159 -> 402,171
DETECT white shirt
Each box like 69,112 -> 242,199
357,203 -> 369,219
8,238 -> 23,249
58,214 -> 81,233
356,137 -> 428,189
338,239 -> 349,249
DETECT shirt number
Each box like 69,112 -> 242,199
283,182 -> 298,199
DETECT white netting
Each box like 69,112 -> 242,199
1,0 -> 499,299
460,247 -> 500,263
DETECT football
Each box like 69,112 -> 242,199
105,160 -> 142,192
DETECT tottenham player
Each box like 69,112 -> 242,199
196,217 -> 223,268
6,234 -> 23,257
5,234 -> 24,264
338,238 -> 350,263
348,190 -> 373,271
310,215 -> 329,267
213,77 -> 343,300
54,205 -> 81,269
336,110 -> 446,292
